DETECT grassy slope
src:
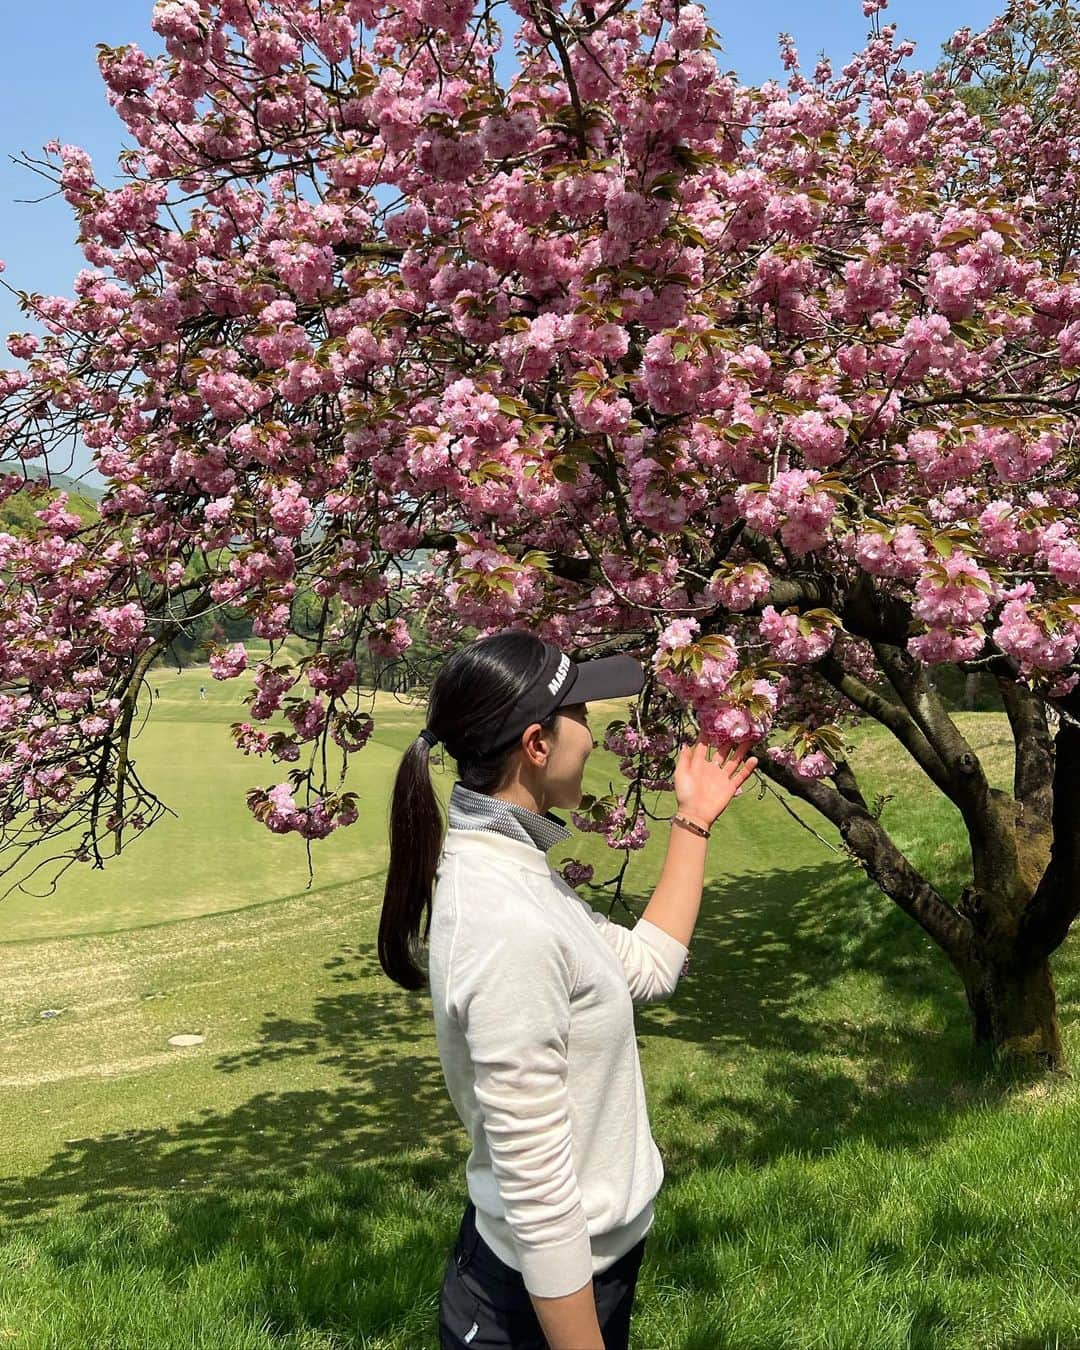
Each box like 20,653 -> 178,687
0,672 -> 424,941
1,696 -> 1079,1348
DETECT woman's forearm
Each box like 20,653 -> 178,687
530,1281 -> 604,1350
640,818 -> 709,947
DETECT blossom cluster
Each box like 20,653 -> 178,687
0,0 -> 1077,863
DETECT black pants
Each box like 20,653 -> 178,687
438,1202 -> 646,1349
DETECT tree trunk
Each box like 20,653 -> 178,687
964,957 -> 1064,1070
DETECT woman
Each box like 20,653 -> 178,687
379,631 -> 757,1350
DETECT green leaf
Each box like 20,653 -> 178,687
803,608 -> 843,628
938,227 -> 978,247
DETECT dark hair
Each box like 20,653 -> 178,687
378,631 -> 560,990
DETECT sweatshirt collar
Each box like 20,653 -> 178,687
447,781 -> 572,855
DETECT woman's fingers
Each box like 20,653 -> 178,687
685,737 -> 759,775
682,739 -> 749,755
722,739 -> 755,773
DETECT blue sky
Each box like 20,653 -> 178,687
0,1 -> 1002,375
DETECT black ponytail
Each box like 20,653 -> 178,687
378,631 -> 559,989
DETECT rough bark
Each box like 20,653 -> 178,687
816,653 -> 954,796
963,957 -> 1064,1070
997,677 -> 1055,822
1021,719 -> 1080,959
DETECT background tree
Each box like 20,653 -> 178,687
1,0 -> 1079,1065
948,0 -> 1064,118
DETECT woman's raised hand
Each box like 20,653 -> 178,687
673,738 -> 759,830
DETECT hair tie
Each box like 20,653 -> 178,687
418,729 -> 439,748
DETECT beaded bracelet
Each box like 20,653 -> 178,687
672,814 -> 711,839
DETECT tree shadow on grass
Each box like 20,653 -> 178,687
0,944 -> 460,1226
1,859 -> 1070,1347
631,856 -> 1032,1175
8,1152 -> 464,1348
6,860 -> 999,1215
1,861 -> 1035,1221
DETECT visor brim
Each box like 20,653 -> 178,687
557,653 -> 644,707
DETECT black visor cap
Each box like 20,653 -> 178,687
484,641 -> 645,757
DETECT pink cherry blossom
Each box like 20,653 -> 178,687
0,0 -> 1077,878
209,643 -> 248,680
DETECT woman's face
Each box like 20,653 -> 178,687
544,703 -> 595,810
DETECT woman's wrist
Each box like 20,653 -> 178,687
673,808 -> 713,834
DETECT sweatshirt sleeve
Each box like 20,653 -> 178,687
579,907 -> 688,1003
448,900 -> 593,1298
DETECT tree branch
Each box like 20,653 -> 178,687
902,391 -> 1079,410
817,652 -> 954,796
872,640 -> 1025,902
529,2 -> 589,157
699,575 -> 833,635
997,676 -> 1055,821
839,572 -> 914,645
1021,720 -> 1080,958
872,640 -> 986,792
832,756 -> 869,811
756,755 -> 973,964
706,569 -> 914,646
330,242 -> 405,262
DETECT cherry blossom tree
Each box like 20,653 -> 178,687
1,0 -> 1079,1066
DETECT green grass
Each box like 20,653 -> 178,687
0,670 -> 427,941
2,691 -> 1079,1348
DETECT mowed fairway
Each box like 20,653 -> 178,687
0,667 -> 428,942
3,684 -> 1080,1349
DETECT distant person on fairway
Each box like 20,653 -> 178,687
199,685 -> 206,700
380,631 -> 757,1349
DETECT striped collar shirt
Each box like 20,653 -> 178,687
447,781 -> 572,855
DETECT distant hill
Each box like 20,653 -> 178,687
0,463 -> 103,532
0,462 -> 104,503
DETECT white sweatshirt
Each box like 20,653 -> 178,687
427,804 -> 688,1299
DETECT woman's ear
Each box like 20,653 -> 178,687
520,720 -> 552,766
